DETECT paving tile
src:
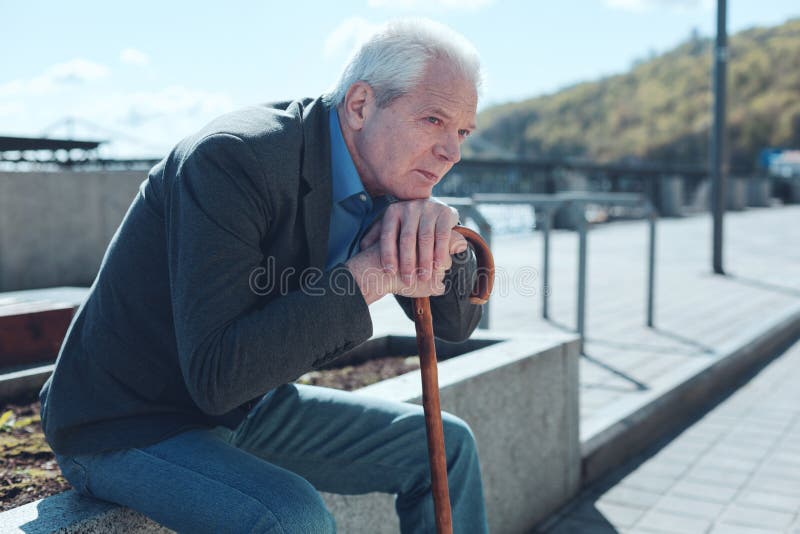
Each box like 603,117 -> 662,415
593,501 -> 646,529
702,448 -> 764,464
631,461 -> 691,480
634,509 -> 712,533
747,475 -> 800,497
718,503 -> 796,529
772,449 -> 800,464
651,494 -> 725,520
722,433 -> 779,448
658,442 -> 710,458
668,479 -> 740,504
754,462 -> 800,480
619,473 -> 677,494
685,466 -> 750,488
695,456 -> 761,474
601,486 -> 664,510
775,443 -> 800,458
709,522 -> 790,534
735,488 -> 800,513
648,451 -> 697,469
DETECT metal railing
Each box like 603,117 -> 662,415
443,193 -> 658,353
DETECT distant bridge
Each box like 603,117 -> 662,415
0,138 -> 783,216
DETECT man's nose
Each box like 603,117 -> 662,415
435,132 -> 461,164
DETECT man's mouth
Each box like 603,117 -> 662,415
416,170 -> 440,183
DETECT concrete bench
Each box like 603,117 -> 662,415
0,332 -> 580,533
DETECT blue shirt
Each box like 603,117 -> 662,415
325,110 -> 392,270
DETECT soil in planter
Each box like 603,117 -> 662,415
296,355 -> 420,390
0,354 -> 421,512
0,397 -> 70,512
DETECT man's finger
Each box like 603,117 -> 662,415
433,207 -> 458,272
449,232 -> 468,255
397,215 -> 419,284
417,210 -> 437,281
360,220 -> 382,251
379,208 -> 401,273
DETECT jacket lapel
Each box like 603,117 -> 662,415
299,97 -> 333,270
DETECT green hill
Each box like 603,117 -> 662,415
470,18 -> 800,172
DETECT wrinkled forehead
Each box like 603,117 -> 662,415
407,58 -> 478,117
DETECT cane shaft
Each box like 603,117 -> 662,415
413,296 -> 453,534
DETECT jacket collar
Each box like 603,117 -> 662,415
299,97 -> 334,270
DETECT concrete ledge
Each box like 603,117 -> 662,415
0,332 -> 580,534
581,302 -> 800,484
0,490 -> 170,534
0,364 -> 54,403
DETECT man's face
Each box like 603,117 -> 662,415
349,58 -> 478,200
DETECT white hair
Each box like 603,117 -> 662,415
325,18 -> 482,108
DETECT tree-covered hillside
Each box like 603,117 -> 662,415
470,18 -> 800,172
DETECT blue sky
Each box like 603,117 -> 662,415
1,0 -> 797,157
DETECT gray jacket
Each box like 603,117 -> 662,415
40,97 -> 481,456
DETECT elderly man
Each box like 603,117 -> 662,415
40,19 -> 488,533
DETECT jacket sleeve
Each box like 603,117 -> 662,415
166,133 -> 373,416
393,245 -> 483,342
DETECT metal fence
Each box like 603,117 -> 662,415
444,192 -> 657,353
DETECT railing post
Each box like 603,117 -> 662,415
647,207 -> 657,328
575,202 -> 588,354
541,207 -> 552,319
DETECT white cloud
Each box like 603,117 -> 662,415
74,86 -> 236,157
46,58 -> 109,83
109,86 -> 234,125
120,48 -> 150,66
604,0 -> 714,12
324,17 -> 380,60
0,58 -> 110,97
2,83 -> 236,158
368,0 -> 493,9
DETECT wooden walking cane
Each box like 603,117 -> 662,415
413,226 -> 494,534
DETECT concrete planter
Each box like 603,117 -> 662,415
727,176 -> 747,211
1,331 -> 580,533
746,177 -> 771,207
322,331 -> 580,534
658,175 -> 685,217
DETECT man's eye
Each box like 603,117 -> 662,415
459,129 -> 471,137
427,117 -> 441,125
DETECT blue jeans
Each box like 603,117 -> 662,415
56,384 -> 488,533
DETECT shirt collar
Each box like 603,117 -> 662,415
329,109 -> 367,204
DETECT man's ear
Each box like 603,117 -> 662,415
341,81 -> 373,132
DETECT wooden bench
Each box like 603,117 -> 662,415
0,287 -> 87,371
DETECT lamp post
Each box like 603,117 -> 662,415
710,0 -> 727,275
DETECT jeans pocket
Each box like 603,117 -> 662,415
55,454 -> 93,498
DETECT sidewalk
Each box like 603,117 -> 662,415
537,337 -> 800,533
371,205 -> 800,446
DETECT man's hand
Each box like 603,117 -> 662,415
346,199 -> 468,305
358,199 -> 467,283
